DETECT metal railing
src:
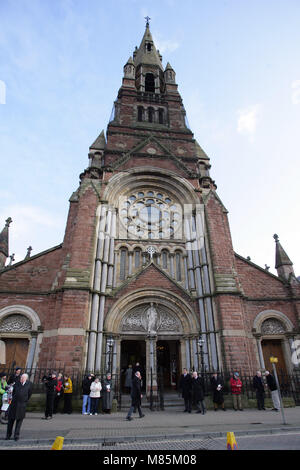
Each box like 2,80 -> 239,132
1,366 -> 300,406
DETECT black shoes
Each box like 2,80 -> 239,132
139,414 -> 145,418
126,416 -> 133,421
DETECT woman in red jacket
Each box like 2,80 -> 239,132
230,372 -> 243,411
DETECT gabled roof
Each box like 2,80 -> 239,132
111,260 -> 193,299
110,134 -> 197,178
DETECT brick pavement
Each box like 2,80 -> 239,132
1,406 -> 300,450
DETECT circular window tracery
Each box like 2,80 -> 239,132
120,191 -> 182,239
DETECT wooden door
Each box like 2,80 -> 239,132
3,338 -> 29,369
261,339 -> 287,375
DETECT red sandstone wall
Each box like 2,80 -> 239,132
0,246 -> 63,292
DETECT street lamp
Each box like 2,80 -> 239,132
107,336 -> 114,376
197,335 -> 205,375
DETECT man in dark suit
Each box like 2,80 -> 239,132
253,371 -> 265,410
42,372 -> 57,420
192,371 -> 206,414
179,368 -> 193,413
6,373 -> 33,441
126,371 -> 145,421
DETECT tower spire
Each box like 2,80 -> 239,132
273,234 -> 295,281
133,19 -> 163,70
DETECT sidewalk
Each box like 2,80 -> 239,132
1,405 -> 300,449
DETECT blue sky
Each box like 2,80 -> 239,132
0,0 -> 299,276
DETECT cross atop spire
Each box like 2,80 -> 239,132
144,16 -> 151,27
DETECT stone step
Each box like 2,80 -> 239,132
118,393 -> 183,409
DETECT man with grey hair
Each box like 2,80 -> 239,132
265,370 -> 280,411
5,373 -> 33,441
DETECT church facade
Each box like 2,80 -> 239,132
0,23 -> 299,390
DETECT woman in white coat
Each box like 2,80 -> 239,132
89,377 -> 102,415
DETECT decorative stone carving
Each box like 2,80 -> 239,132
122,309 -> 147,332
121,304 -> 181,333
146,303 -> 158,334
0,314 -> 32,332
261,318 -> 286,335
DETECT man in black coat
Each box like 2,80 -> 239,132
126,371 -> 145,421
253,371 -> 265,410
6,373 -> 33,441
42,372 -> 57,420
265,370 -> 280,411
7,367 -> 22,385
210,373 -> 225,411
192,371 -> 206,414
179,368 -> 193,413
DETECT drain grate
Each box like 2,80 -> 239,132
103,441 -> 117,447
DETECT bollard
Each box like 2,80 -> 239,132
226,432 -> 238,450
52,436 -> 64,450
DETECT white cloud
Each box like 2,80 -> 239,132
291,80 -> 300,105
237,104 -> 261,140
154,36 -> 179,54
153,35 -> 179,54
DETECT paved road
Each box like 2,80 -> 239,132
1,406 -> 300,451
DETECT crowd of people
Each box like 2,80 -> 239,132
0,364 -> 282,439
41,371 -> 114,418
178,368 -> 281,414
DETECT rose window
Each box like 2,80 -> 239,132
120,191 -> 182,239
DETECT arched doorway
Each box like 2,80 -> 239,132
0,305 -> 41,370
254,311 -> 295,375
104,289 -> 200,396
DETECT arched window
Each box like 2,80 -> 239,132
120,249 -> 127,280
148,107 -> 154,123
162,250 -> 169,270
145,73 -> 155,93
158,108 -> 164,124
175,252 -> 182,282
134,249 -> 141,269
137,106 -> 143,122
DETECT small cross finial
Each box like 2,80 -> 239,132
145,16 -> 151,27
146,245 -> 156,260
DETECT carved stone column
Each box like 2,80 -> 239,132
254,334 -> 265,370
146,334 -> 157,397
